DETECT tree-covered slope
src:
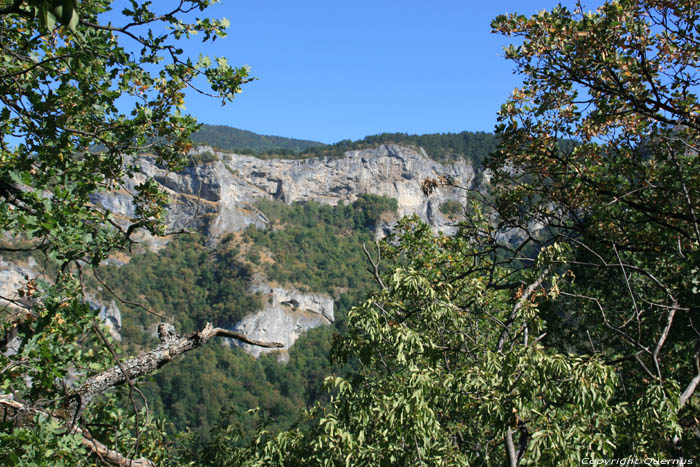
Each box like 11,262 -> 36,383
93,195 -> 397,447
302,131 -> 500,164
191,124 -> 325,153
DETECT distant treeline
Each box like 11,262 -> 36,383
299,131 -> 500,164
192,124 -> 501,165
191,124 -> 325,153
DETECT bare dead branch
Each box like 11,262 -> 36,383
612,243 -> 640,331
0,395 -> 154,467
505,426 -> 518,467
362,242 -> 386,290
652,301 -> 679,381
560,291 -> 654,360
680,351 -> 700,409
527,332 -> 547,348
80,428 -> 153,467
67,322 -> 282,423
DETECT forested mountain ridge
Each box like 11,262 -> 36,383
192,123 -> 500,167
191,124 -> 325,153
1,142 -> 483,446
2,145 -> 462,450
86,142 -> 481,354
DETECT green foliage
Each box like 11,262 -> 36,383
139,343 -> 298,439
91,198 -> 389,452
4,0 -> 697,464
1,1 -> 250,265
1,273 -> 111,400
220,2 -> 700,463
190,125 -> 500,168
314,131 -> 500,164
490,0 -> 700,455
243,217 -> 643,465
245,195 -> 397,294
0,415 -> 87,466
0,0 -> 250,462
272,131 -> 500,166
189,150 -> 220,165
98,234 -> 259,337
438,199 -> 463,220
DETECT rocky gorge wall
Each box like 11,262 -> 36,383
93,144 -> 476,243
3,145 -> 479,358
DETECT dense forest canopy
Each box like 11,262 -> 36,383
0,1 -> 255,464
1,0 -> 699,465
195,125 -> 501,165
92,195 -> 397,454
305,131 -> 500,164
232,1 -> 700,464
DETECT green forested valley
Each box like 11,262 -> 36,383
92,195 -> 397,452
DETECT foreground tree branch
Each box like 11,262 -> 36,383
2,323 -> 281,463
680,351 -> 700,409
505,426 -> 518,467
67,322 -> 283,423
0,396 -> 153,467
496,268 -> 550,353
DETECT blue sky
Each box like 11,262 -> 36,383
177,1 -> 590,143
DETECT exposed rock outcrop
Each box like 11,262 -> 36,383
0,257 -> 37,310
216,144 -> 475,237
86,298 -> 123,342
0,259 -> 123,348
227,284 -> 334,361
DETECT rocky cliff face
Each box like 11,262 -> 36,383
2,145 -> 479,358
92,144 -> 476,244
88,145 -> 479,356
86,298 -> 123,342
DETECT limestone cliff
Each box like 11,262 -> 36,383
88,145 -> 480,356
92,144 -> 476,244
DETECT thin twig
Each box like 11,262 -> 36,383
92,269 -> 167,320
362,242 -> 386,290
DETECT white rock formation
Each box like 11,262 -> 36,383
0,257 -> 37,310
228,284 -> 334,361
0,258 -> 123,348
86,297 -> 123,342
